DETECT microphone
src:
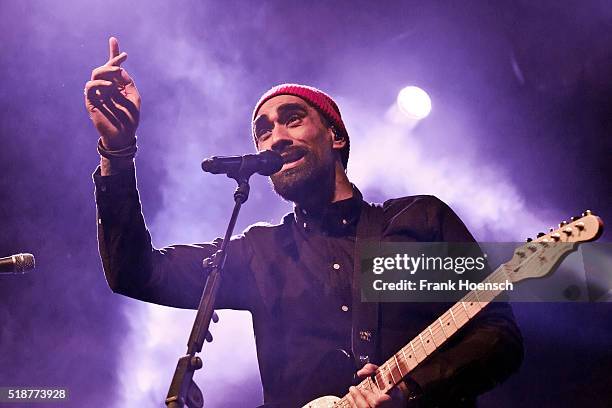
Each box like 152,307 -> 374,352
201,150 -> 283,177
0,253 -> 35,274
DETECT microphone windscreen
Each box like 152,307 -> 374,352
201,158 -> 215,173
257,150 -> 284,176
15,253 -> 35,273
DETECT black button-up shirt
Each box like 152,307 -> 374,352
94,167 -> 523,407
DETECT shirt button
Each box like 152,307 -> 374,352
341,305 -> 349,312
303,222 -> 308,229
341,218 -> 348,225
332,263 -> 340,270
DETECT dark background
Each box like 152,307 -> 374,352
0,1 -> 610,406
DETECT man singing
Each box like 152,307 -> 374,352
85,37 -> 523,408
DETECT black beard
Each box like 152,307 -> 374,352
270,150 -> 335,206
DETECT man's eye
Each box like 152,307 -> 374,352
257,130 -> 271,141
287,115 -> 302,125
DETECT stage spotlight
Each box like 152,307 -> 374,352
397,86 -> 432,120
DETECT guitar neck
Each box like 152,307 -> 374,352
337,264 -> 509,405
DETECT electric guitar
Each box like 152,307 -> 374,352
302,211 -> 603,408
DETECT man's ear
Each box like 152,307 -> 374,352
330,126 -> 346,149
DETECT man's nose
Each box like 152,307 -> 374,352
269,126 -> 293,152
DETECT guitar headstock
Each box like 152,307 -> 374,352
506,211 -> 603,283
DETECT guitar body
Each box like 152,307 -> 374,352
301,395 -> 341,408
300,348 -> 356,402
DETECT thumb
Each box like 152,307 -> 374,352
357,363 -> 379,378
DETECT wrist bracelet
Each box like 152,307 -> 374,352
97,137 -> 138,160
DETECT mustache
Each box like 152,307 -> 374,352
278,146 -> 308,164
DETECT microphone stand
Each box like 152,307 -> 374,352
165,171 -> 252,408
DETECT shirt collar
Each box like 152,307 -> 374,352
294,185 -> 363,236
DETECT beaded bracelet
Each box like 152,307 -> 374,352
97,137 -> 138,160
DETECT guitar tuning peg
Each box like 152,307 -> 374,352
526,237 -> 533,242
559,221 -> 568,227
537,232 -> 546,238
582,210 -> 593,216
549,227 -> 554,232
570,216 -> 579,221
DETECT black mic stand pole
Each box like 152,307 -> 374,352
165,171 -> 252,408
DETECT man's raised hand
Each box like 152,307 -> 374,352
84,37 -> 141,150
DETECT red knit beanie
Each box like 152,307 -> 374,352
252,83 -> 350,169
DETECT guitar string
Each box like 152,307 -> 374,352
384,243 -> 557,382
335,275 -> 500,407
375,263 -> 512,387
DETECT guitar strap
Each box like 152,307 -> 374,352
351,202 -> 384,369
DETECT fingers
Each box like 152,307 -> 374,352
348,386 -> 386,408
348,386 -> 369,408
84,79 -> 139,129
109,36 -> 120,60
91,65 -> 133,87
90,65 -> 137,103
105,52 -> 128,67
105,94 -> 138,130
119,67 -> 135,90
91,65 -> 121,81
107,37 -> 127,67
357,363 -> 379,378
84,79 -> 114,101
348,386 -> 396,408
